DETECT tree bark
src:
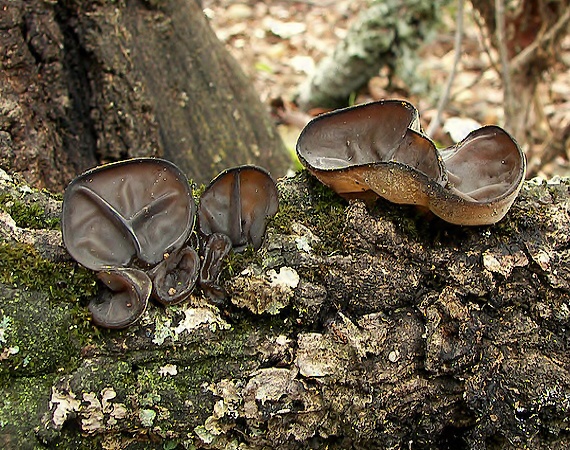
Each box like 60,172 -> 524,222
295,0 -> 449,110
0,0 -> 290,191
1,166 -> 569,449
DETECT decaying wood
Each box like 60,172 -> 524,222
0,0 -> 290,191
1,167 -> 569,449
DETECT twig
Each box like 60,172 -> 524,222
495,0 -> 513,127
471,7 -> 501,75
426,0 -> 464,138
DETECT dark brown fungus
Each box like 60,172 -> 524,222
148,246 -> 200,305
296,100 -> 446,198
89,268 -> 151,329
199,233 -> 233,304
432,126 -> 526,225
296,100 -> 525,225
198,165 -> 279,251
62,158 -> 195,270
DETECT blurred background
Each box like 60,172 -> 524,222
203,0 -> 570,179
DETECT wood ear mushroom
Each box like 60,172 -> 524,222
62,159 -> 279,329
296,100 -> 526,225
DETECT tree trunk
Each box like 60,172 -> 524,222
295,0 -> 449,110
0,0 -> 290,191
1,165 -> 569,449
471,0 -> 570,153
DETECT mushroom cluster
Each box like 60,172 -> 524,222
296,100 -> 526,225
61,159 -> 278,329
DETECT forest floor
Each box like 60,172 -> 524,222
203,0 -> 570,179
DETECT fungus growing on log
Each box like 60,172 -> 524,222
148,246 -> 200,305
198,165 -> 279,251
61,158 -> 195,269
198,233 -> 233,304
296,100 -> 525,225
89,268 -> 151,329
61,159 -> 279,329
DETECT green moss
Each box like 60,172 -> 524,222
0,242 -> 99,355
220,245 -> 261,280
0,286 -> 81,380
0,193 -> 60,230
0,374 -> 56,447
272,171 -> 347,255
0,243 -> 97,304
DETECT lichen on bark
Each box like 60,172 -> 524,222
1,167 -> 570,449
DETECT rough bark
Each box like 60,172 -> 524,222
0,0 -> 290,191
295,0 -> 449,110
1,165 -> 570,449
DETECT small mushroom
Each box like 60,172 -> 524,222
296,100 -> 525,225
198,233 -> 233,304
62,158 -> 195,270
89,268 -> 151,329
198,165 -> 279,251
148,246 -> 200,305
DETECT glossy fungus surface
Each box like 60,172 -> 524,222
89,268 -> 151,329
297,100 -> 525,225
149,246 -> 200,305
198,165 -> 279,251
62,159 -> 280,329
62,158 -> 195,270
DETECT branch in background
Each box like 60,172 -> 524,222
494,0 -> 513,128
426,0 -> 464,138
471,7 -> 501,76
527,122 -> 570,178
510,6 -> 570,72
296,1 -> 447,110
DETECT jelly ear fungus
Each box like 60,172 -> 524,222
61,158 -> 195,270
198,165 -> 279,251
296,100 -> 525,225
197,166 -> 279,301
148,246 -> 200,306
62,159 -> 280,328
89,268 -> 151,329
62,158 -> 197,328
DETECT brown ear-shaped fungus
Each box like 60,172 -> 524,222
199,233 -> 233,304
296,100 -> 446,200
431,126 -> 526,225
148,246 -> 200,305
198,166 -> 279,251
62,158 -> 195,270
89,268 -> 151,329
296,100 -> 525,225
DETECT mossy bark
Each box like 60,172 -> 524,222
0,0 -> 290,191
1,166 -> 569,449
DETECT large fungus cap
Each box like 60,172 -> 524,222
89,268 -> 151,329
296,100 -> 526,225
62,158 -> 195,270
296,100 -> 446,199
148,245 -> 200,305
198,165 -> 279,251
